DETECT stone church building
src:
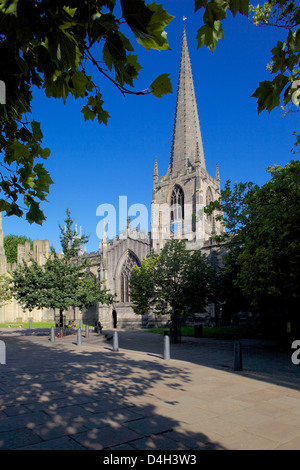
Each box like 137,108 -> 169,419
0,25 -> 224,328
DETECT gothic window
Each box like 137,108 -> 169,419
206,187 -> 213,222
170,185 -> 184,222
120,251 -> 139,303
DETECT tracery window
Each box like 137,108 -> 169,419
170,185 -> 184,235
206,187 -> 213,222
120,251 -> 139,303
170,185 -> 184,222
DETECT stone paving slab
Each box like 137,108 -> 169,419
0,328 -> 300,452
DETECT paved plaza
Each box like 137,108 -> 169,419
0,327 -> 300,451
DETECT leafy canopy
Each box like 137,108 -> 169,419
130,239 -> 219,318
206,160 -> 300,314
0,0 -> 173,224
3,234 -> 33,264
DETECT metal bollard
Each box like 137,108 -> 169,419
80,319 -> 83,329
234,340 -> 243,371
85,324 -> 89,338
29,319 -> 32,329
50,326 -> 55,343
77,328 -> 82,346
164,334 -> 170,360
113,331 -> 119,351
0,340 -> 6,364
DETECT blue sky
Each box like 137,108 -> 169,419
2,0 -> 298,253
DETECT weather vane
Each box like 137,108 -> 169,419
183,16 -> 187,21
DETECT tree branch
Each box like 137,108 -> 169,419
85,47 -> 151,97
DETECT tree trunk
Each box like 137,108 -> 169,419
172,308 -> 180,344
59,309 -> 64,336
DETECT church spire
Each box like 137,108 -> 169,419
170,23 -> 205,173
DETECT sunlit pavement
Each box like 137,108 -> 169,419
0,328 -> 300,450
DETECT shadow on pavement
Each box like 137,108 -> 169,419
110,330 -> 300,392
0,333 -> 225,450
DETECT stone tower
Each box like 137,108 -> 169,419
151,24 -> 223,253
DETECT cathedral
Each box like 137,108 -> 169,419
0,25 -> 224,328
97,24 -> 224,329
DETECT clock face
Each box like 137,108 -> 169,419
171,222 -> 181,234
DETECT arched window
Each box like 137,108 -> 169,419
120,251 -> 140,303
206,187 -> 213,222
170,185 -> 184,222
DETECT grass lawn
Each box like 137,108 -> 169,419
0,321 -> 92,329
0,323 -> 260,338
0,322 -> 56,328
148,325 -> 260,339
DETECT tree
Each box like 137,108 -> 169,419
11,208 -> 113,326
59,207 -> 89,260
129,252 -> 158,316
3,234 -> 33,264
0,0 -> 173,224
206,160 -> 300,335
0,272 -> 12,305
195,0 -> 300,149
130,239 -> 218,342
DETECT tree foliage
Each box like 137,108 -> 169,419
206,160 -> 300,317
3,233 -> 33,263
130,239 -> 219,340
11,208 -> 113,321
0,0 -> 173,224
0,272 -> 12,305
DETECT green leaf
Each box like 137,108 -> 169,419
39,147 -> 51,159
150,73 -> 172,98
270,41 -> 287,74
121,0 -> 173,51
197,20 -> 224,53
7,140 -> 30,164
90,13 -> 118,42
203,1 -> 228,26
81,104 -> 96,121
25,201 -> 45,225
116,54 -> 142,87
229,0 -> 249,16
63,6 -> 77,18
295,28 -> 300,52
252,75 -> 289,113
103,43 -> 113,71
69,70 -> 90,99
118,32 -> 134,52
81,94 -> 110,124
195,0 -> 208,12
31,120 -> 43,141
